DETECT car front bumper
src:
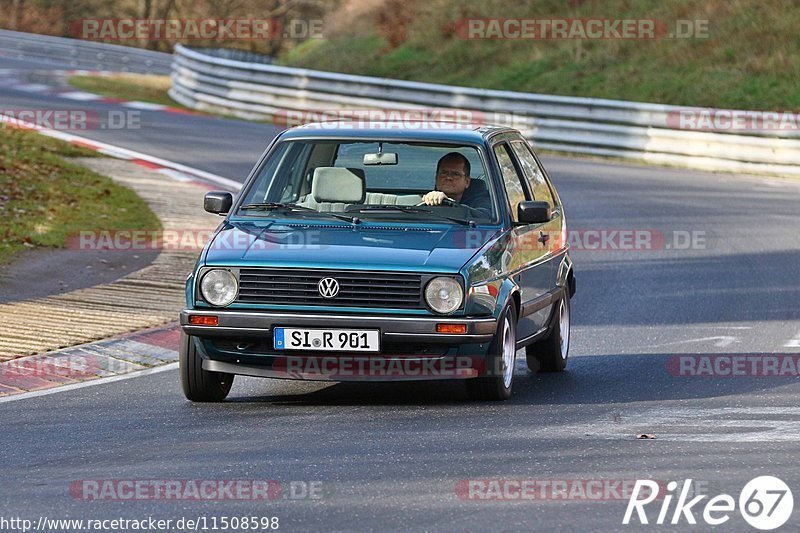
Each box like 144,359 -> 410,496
180,309 -> 497,343
180,309 -> 498,381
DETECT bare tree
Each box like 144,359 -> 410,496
140,0 -> 177,50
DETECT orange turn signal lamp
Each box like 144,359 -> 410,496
436,323 -> 467,334
189,315 -> 218,326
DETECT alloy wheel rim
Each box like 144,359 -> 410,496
559,299 -> 570,358
501,314 -> 515,388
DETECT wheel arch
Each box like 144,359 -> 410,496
494,277 -> 521,321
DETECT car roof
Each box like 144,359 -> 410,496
278,120 -> 515,144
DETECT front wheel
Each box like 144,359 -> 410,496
466,304 -> 518,401
179,331 -> 234,402
526,295 -> 570,372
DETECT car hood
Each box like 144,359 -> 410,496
204,219 -> 500,273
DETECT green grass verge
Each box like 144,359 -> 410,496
0,128 -> 161,264
281,0 -> 800,111
69,74 -> 183,109
68,74 -> 247,121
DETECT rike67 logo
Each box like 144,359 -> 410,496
623,476 -> 793,530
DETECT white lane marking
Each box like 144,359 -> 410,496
688,326 -> 752,330
514,353 -> 529,376
0,363 -> 177,403
785,332 -> 800,348
756,179 -> 800,190
13,83 -> 50,92
58,91 -> 103,101
123,101 -> 167,110
648,335 -> 739,348
96,147 -> 132,158
0,113 -> 241,190
584,407 -> 800,443
156,168 -> 195,182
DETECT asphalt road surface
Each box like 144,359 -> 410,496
2,51 -> 800,532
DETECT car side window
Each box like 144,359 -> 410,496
493,143 -> 527,222
510,140 -> 555,206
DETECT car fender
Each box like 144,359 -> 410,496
185,272 -> 196,308
494,277 -> 521,320
556,252 -> 576,298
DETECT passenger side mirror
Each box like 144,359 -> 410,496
517,201 -> 551,224
204,191 -> 233,214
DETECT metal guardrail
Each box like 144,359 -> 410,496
0,29 -> 171,74
170,44 -> 800,177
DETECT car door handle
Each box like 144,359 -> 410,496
538,231 -> 550,245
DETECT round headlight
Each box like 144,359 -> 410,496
200,269 -> 238,307
424,277 -> 463,314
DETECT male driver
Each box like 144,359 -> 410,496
422,152 -> 491,214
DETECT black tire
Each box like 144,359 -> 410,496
179,331 -> 233,402
526,295 -> 570,373
466,304 -> 518,401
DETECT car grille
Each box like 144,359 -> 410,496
236,268 -> 423,308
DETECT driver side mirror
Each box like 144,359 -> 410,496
204,191 -> 233,215
517,201 -> 551,224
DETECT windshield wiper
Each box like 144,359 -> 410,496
347,205 -> 476,227
238,202 -> 360,224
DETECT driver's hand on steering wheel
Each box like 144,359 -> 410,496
422,191 -> 450,206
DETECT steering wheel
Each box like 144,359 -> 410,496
417,198 -> 488,218
416,197 -> 457,207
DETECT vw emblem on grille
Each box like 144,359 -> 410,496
318,277 -> 340,298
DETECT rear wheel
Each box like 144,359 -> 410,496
466,304 -> 517,401
179,331 -> 233,402
526,295 -> 570,372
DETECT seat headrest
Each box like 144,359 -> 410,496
467,179 -> 487,193
461,177 -> 487,200
311,167 -> 365,203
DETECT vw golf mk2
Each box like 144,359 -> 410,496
180,122 -> 575,401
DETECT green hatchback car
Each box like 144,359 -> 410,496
180,122 -> 575,401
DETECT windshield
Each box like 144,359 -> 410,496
237,140 -> 498,223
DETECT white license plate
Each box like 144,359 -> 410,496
274,328 -> 380,352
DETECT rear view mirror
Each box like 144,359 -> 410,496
363,152 -> 398,165
517,201 -> 551,224
204,191 -> 233,214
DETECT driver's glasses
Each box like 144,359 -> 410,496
437,169 -> 466,179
